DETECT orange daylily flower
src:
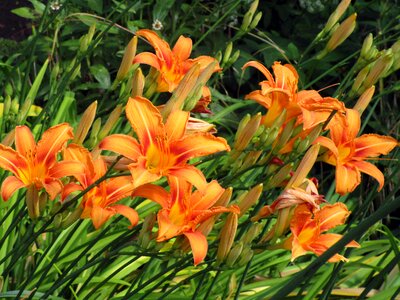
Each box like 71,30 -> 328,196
243,61 -> 345,129
134,29 -> 220,93
315,108 -> 398,195
63,144 -> 138,229
284,203 -> 360,262
99,96 -> 230,190
133,176 -> 240,265
0,123 -> 83,201
133,29 -> 220,111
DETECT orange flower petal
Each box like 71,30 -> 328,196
105,176 -> 135,204
126,96 -> 164,151
36,123 -> 73,166
15,125 -> 36,158
112,204 -> 139,229
63,144 -> 95,185
156,209 -> 182,241
291,204 -> 313,236
1,176 -> 25,201
315,203 -> 350,232
354,134 -> 397,158
168,165 -> 208,192
132,52 -> 161,70
190,180 -> 225,211
48,161 -> 85,179
62,182 -> 83,201
309,233 -> 348,262
99,134 -> 141,162
128,157 -> 161,188
271,62 -> 298,91
291,237 -> 309,261
0,144 -> 28,177
352,160 -> 385,191
183,231 -> 208,266
165,110 -> 189,141
343,109 -> 361,142
136,29 -> 172,66
90,205 -> 114,229
132,183 -> 170,208
187,56 -> 220,72
172,35 -> 192,61
244,90 -> 272,108
42,178 -> 64,200
314,136 -> 339,160
242,61 -> 275,83
335,163 -> 361,195
172,133 -> 230,164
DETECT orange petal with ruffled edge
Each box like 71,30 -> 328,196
188,56 -> 220,72
244,90 -> 272,108
0,144 -> 28,178
354,134 -> 397,158
172,35 -> 192,61
136,29 -> 172,66
99,134 -> 142,162
352,160 -> 385,191
310,233 -> 359,262
1,176 -> 25,201
112,204 -> 139,229
168,165 -> 208,192
15,125 -> 36,158
190,180 -> 225,211
330,109 -> 360,144
316,203 -> 350,232
132,183 -> 170,208
335,163 -> 361,195
172,133 -> 230,164
90,205 -> 115,229
165,110 -> 189,141
183,231 -> 208,265
126,96 -> 164,151
36,123 -> 73,166
133,52 -> 161,70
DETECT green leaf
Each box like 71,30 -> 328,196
88,0 -> 103,14
90,64 -> 111,89
11,7 -> 35,19
29,0 -> 46,14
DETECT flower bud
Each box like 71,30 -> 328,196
324,0 -> 351,33
73,101 -> 98,145
222,42 -> 233,66
217,213 -> 238,263
226,242 -> 244,267
287,143 -> 320,189
326,13 -> 357,52
353,85 -> 375,115
265,163 -> 294,190
360,33 -> 374,60
234,113 -> 262,151
98,104 -> 123,141
131,68 -> 145,97
238,184 -> 263,217
116,36 -> 138,81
